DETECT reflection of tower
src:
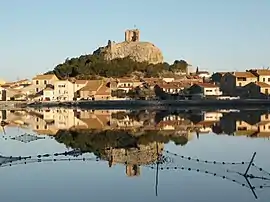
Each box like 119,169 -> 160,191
125,29 -> 140,42
126,164 -> 141,177
108,154 -> 113,167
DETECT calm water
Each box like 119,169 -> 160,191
0,108 -> 270,202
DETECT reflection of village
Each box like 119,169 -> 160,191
1,108 -> 270,176
2,108 -> 270,138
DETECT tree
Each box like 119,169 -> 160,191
45,53 -> 189,79
70,67 -> 79,77
196,66 -> 199,74
170,60 -> 189,73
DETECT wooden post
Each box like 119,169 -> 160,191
244,152 -> 256,176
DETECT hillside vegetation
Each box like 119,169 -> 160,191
46,54 -> 188,79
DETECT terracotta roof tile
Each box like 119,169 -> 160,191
158,82 -> 190,89
116,78 -> 135,83
96,83 -> 111,96
75,80 -> 89,85
80,80 -> 103,91
33,74 -> 57,80
249,69 -> 270,76
33,129 -> 58,135
196,83 -> 218,88
233,72 -> 256,78
254,82 -> 270,88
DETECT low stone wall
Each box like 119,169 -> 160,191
27,99 -> 270,110
0,101 -> 27,110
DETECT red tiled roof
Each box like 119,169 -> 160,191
33,74 -> 57,80
75,80 -> 89,85
195,83 -> 218,88
158,82 -> 190,89
233,72 -> 256,78
254,82 -> 270,88
248,69 -> 270,76
116,78 -> 134,83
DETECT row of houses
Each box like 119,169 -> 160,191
0,74 -> 113,101
0,74 -> 207,101
2,109 -> 270,139
156,68 -> 270,99
214,69 -> 270,98
2,68 -> 269,101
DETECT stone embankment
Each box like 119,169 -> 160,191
0,101 -> 28,110
27,99 -> 270,110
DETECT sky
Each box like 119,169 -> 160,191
1,0 -> 270,81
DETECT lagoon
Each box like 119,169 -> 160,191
0,108 -> 269,202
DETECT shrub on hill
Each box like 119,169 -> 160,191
45,54 -> 189,79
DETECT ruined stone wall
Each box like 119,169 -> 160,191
93,29 -> 163,64
125,29 -> 140,42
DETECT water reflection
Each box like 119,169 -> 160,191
1,108 -> 270,201
2,108 -> 270,139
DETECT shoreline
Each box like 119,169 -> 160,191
0,101 -> 28,110
26,99 -> 270,110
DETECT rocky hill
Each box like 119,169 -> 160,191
46,29 -> 188,79
93,40 -> 164,65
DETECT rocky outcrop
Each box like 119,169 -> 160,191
100,142 -> 164,165
93,41 -> 164,64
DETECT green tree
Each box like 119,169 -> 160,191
45,53 -> 188,79
170,60 -> 189,73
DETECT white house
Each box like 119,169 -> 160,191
32,74 -> 59,93
53,80 -> 88,101
203,112 -> 223,121
196,71 -> 211,79
43,85 -> 54,101
188,83 -> 222,97
54,80 -> 75,101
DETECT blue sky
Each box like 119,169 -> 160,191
1,0 -> 270,81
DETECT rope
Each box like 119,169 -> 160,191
163,150 -> 250,165
0,149 -> 269,191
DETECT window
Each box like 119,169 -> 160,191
206,89 -> 213,92
268,78 -> 270,82
263,78 -> 266,82
237,77 -> 246,81
36,88 -> 39,92
266,89 -> 269,95
44,80 -> 47,84
239,83 -> 242,87
36,125 -> 39,129
36,80 -> 39,85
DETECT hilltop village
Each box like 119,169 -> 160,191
1,29 -> 270,102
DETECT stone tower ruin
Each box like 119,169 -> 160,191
125,29 -> 140,42
126,164 -> 140,177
